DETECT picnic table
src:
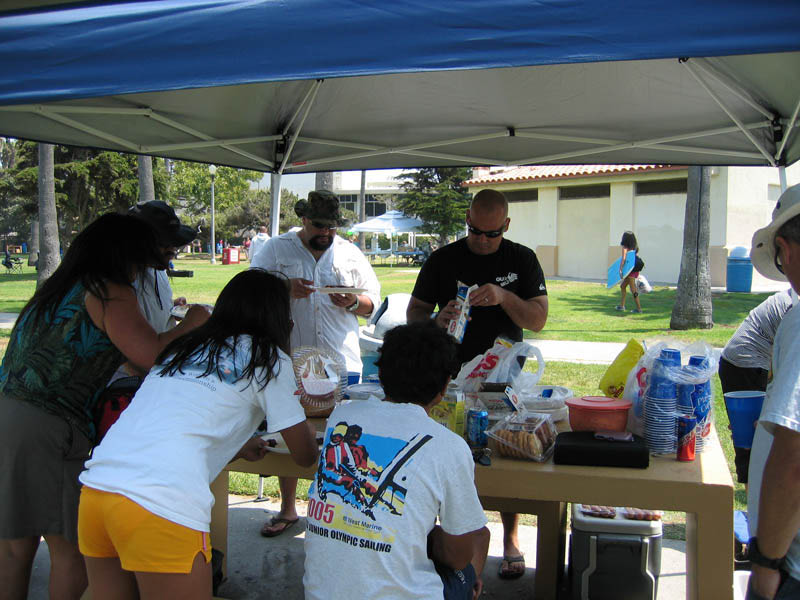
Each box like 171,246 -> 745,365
210,424 -> 734,600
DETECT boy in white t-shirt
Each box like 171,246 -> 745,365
304,321 -> 490,600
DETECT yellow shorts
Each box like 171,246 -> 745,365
78,486 -> 212,573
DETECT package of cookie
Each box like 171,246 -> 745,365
486,411 -> 557,462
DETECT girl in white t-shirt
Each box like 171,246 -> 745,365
78,269 -> 318,599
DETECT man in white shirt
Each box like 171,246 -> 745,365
129,200 -> 196,333
304,321 -> 490,600
249,226 -> 271,262
251,190 -> 380,537
746,183 -> 800,600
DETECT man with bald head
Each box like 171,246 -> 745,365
407,188 -> 548,579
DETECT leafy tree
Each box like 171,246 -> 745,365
394,168 -> 472,246
671,166 -> 713,329
0,141 -> 169,247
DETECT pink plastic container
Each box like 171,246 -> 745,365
565,396 -> 632,432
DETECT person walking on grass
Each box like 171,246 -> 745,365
616,230 -> 645,314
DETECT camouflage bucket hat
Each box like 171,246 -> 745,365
294,190 -> 348,227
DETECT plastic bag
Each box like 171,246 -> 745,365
637,274 -> 653,293
624,339 -> 718,450
599,339 -> 645,398
455,338 -> 544,392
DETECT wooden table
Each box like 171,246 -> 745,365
210,429 -> 733,600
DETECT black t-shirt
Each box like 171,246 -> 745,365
412,238 -> 547,364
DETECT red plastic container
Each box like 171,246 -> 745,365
565,396 -> 632,432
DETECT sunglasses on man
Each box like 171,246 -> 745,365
467,221 -> 505,238
311,220 -> 337,231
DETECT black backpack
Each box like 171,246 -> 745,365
634,255 -> 645,272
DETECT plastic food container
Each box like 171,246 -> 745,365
291,347 -> 347,417
565,396 -> 632,432
486,412 -> 558,462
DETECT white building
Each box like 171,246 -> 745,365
465,164 -> 800,289
333,169 -> 404,218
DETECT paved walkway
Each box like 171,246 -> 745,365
28,495 -> 692,600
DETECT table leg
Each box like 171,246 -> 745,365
685,500 -> 734,600
210,471 -> 230,576
535,501 -> 567,600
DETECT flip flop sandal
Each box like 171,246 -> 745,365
498,554 -> 525,580
260,516 -> 300,538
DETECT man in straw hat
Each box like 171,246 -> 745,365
251,190 -> 380,537
746,183 -> 800,599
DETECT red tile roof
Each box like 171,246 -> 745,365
464,164 -> 686,186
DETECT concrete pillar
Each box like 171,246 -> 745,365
607,182 -> 634,265
536,187 -> 558,276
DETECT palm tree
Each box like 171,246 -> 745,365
37,143 -> 60,286
137,155 -> 155,203
670,166 -> 713,329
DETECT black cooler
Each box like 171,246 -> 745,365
569,504 -> 662,600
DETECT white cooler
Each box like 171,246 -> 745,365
569,504 -> 662,600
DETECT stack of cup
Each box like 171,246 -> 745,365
688,355 -> 712,452
644,348 -> 681,454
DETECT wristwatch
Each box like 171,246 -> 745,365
346,297 -> 360,313
748,537 -> 786,570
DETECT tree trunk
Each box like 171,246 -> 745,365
315,172 -> 333,192
670,166 -> 713,330
137,155 -> 155,203
28,220 -> 39,266
37,143 -> 60,286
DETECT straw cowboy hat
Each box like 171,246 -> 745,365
751,184 -> 800,281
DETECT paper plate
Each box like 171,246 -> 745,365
291,346 -> 347,415
169,303 -> 213,319
314,287 -> 366,294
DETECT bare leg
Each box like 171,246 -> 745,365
619,279 -> 628,309
0,536 -> 39,600
628,277 -> 643,311
84,556 -> 138,600
499,512 -> 525,577
135,551 -> 211,600
43,534 -> 88,600
260,477 -> 299,536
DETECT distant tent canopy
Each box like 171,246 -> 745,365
351,211 -> 423,234
0,0 -> 799,175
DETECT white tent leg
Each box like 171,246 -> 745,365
270,173 -> 282,237
779,166 -> 788,193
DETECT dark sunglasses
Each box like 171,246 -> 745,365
467,224 -> 504,238
311,220 -> 337,231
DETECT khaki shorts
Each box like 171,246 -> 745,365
78,487 -> 212,573
0,394 -> 91,543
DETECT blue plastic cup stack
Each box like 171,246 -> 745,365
644,348 -> 681,454
688,355 -> 712,452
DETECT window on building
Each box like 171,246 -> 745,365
635,179 -> 688,195
558,184 -> 611,199
504,190 -> 538,203
338,194 -> 387,218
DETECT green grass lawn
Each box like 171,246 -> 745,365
0,253 -> 758,537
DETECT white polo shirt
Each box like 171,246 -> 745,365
251,232 -> 380,373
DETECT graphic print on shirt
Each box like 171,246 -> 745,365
306,421 -> 432,553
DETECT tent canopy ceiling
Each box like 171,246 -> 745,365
1,1 -> 800,172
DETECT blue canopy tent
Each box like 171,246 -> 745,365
1,0 -> 800,231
